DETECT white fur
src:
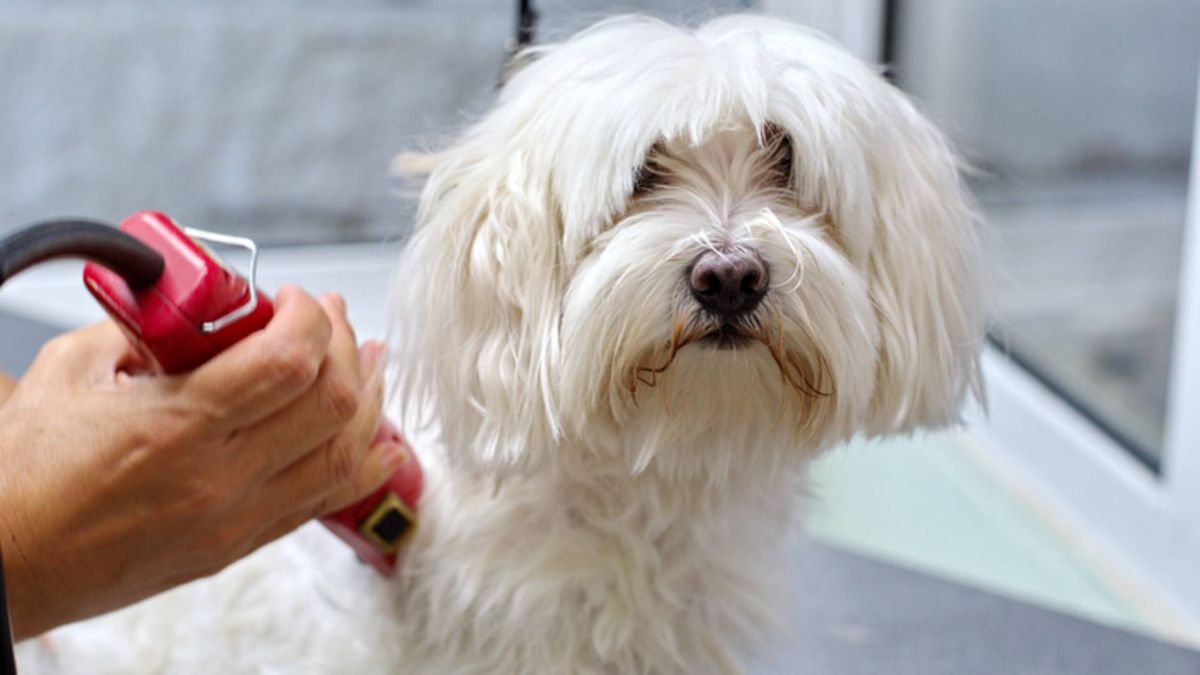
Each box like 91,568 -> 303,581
18,14 -> 982,674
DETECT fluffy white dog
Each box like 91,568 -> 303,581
18,14 -> 982,675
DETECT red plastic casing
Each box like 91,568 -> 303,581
82,210 -> 418,576
83,211 -> 274,373
320,425 -> 423,575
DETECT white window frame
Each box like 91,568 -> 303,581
965,71 -> 1200,639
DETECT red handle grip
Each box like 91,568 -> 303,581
83,210 -> 418,575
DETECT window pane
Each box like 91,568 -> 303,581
895,1 -> 1200,464
0,1 -> 742,246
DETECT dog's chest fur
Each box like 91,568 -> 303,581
398,442 -> 797,674
21,434 -> 799,675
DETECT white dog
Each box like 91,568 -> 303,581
18,14 -> 982,675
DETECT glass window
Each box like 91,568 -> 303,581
892,0 -> 1200,466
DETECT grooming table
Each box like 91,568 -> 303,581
757,541 -> 1200,674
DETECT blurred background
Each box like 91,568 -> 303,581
896,1 -> 1198,466
2,0 -> 1199,661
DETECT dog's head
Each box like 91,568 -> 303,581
393,15 -> 983,476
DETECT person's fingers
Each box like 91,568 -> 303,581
317,437 -> 411,514
246,355 -> 388,522
26,321 -> 139,385
232,302 -> 373,481
160,286 -> 334,433
325,294 -> 360,378
243,439 -> 408,554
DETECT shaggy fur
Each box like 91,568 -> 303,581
17,14 -> 982,674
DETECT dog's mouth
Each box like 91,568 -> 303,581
698,322 -> 754,350
633,315 -> 834,400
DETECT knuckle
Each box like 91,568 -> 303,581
266,343 -> 321,390
36,333 -> 73,361
320,371 -> 361,424
324,436 -> 359,484
299,293 -> 334,339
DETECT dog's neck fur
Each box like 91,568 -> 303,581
399,397 -> 806,674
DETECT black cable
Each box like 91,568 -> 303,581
499,0 -> 539,87
881,0 -> 901,83
0,219 -> 163,290
1,547 -> 16,675
516,0 -> 537,51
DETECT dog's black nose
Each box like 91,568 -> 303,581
688,250 -> 768,318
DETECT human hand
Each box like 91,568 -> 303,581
0,372 -> 14,406
0,286 -> 406,639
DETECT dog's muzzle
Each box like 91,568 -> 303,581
688,249 -> 767,348
688,249 -> 768,318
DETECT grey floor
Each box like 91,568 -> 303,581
758,542 -> 1200,675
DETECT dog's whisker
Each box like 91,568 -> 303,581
693,229 -> 725,258
658,370 -> 675,417
768,342 -> 807,401
786,350 -> 834,398
769,228 -> 813,292
638,320 -> 690,377
627,367 -> 642,406
762,310 -> 794,424
631,317 -> 706,405
756,328 -> 792,425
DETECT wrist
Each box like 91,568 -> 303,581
0,483 -> 54,640
0,529 -> 40,641
1,547 -> 15,672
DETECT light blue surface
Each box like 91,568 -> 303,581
806,431 -> 1152,636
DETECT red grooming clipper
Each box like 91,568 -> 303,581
82,210 -> 420,575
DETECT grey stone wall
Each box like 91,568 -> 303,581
0,1 -> 743,245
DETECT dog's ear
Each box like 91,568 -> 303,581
854,91 -> 985,435
390,139 -> 564,471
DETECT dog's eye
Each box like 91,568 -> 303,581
762,123 -> 794,187
632,142 -> 670,197
774,135 -> 793,183
632,161 -> 666,196
770,131 -> 793,186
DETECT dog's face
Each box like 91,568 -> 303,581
394,16 -> 983,475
